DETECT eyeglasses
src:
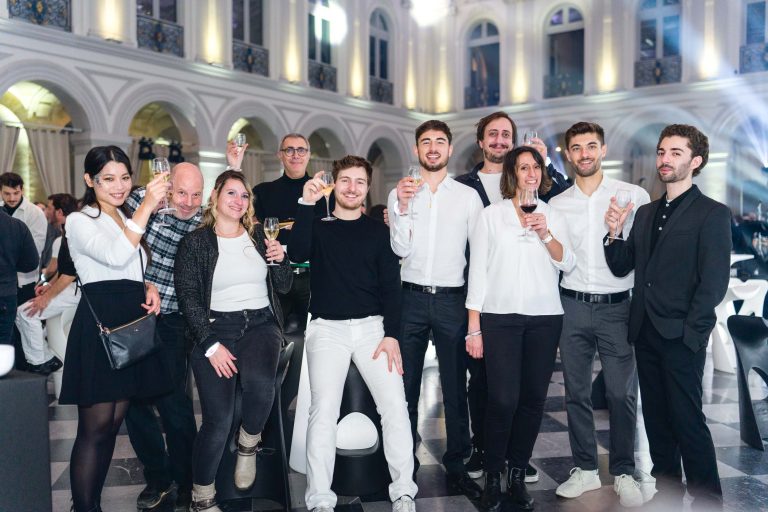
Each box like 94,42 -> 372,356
280,147 -> 309,157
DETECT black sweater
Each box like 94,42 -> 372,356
174,226 -> 293,351
288,204 -> 401,338
0,209 -> 39,296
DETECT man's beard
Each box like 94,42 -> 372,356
483,147 -> 506,165
573,159 -> 601,178
657,164 -> 689,183
419,156 -> 448,172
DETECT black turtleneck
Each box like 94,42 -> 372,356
2,196 -> 22,216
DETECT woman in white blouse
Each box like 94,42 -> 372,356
465,146 -> 576,512
61,146 -> 172,512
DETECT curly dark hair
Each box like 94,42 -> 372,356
657,124 -> 709,176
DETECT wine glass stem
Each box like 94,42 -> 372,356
326,196 -> 331,218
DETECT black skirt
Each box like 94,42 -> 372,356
59,279 -> 172,406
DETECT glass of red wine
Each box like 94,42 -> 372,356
519,188 -> 538,240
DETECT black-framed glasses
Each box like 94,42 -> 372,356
280,147 -> 309,156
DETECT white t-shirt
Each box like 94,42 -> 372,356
210,231 -> 269,312
478,171 -> 503,204
51,236 -> 62,262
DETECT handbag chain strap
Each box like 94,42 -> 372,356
76,249 -> 148,334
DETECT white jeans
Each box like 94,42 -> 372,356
16,283 -> 79,365
304,316 -> 417,509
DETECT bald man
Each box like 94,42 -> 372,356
124,161 -> 205,511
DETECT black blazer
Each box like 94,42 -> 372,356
174,225 -> 293,351
604,185 -> 731,352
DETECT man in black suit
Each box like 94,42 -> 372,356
603,124 -> 730,508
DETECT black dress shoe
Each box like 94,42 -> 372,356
137,482 -> 175,509
28,356 -> 62,375
447,472 -> 483,500
481,471 -> 502,511
466,446 -> 484,479
507,467 -> 534,510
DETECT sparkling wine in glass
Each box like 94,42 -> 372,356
407,165 -> 422,216
151,157 -> 174,227
235,133 -> 246,154
611,188 -> 632,241
263,217 -> 280,266
519,188 -> 538,240
523,129 -> 538,146
320,172 -> 335,221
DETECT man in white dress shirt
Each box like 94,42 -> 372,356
548,122 -> 650,508
1,172 -> 47,370
388,120 -> 484,498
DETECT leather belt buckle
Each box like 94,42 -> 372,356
425,286 -> 436,294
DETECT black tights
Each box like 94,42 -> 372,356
70,400 -> 129,512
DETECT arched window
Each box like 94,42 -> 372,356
308,0 -> 337,91
232,0 -> 268,76
465,22 -> 500,109
136,0 -> 183,57
369,9 -> 393,104
635,0 -> 682,86
741,1 -> 768,73
544,6 -> 584,98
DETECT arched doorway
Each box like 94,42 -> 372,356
307,128 -> 345,174
227,117 -> 280,187
365,138 -> 404,206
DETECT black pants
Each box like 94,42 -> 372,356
190,308 -> 282,485
125,313 -> 197,491
0,295 -> 16,345
482,313 -> 562,473
400,289 -> 470,476
12,283 -> 35,368
466,357 -> 487,450
635,315 -> 722,501
278,270 -> 310,332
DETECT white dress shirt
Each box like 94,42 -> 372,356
466,199 -> 576,315
388,176 -> 483,287
549,175 -> 650,294
7,198 -> 47,286
65,205 -> 146,285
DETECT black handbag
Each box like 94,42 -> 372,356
77,251 -> 161,370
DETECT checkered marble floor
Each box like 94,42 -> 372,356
47,338 -> 768,512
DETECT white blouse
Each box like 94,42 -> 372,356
466,199 -> 576,316
65,205 -> 146,285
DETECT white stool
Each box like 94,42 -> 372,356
711,278 -> 768,373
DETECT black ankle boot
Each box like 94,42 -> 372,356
507,467 -> 534,510
481,471 -> 502,511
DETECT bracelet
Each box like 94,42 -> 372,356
125,219 -> 146,235
464,330 -> 482,340
541,230 -> 554,244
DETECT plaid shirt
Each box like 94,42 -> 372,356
126,188 -> 202,314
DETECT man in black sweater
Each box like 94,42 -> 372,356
289,155 -> 418,512
0,209 -> 39,345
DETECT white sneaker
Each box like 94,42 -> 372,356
555,467 -> 601,498
614,474 -> 644,508
392,495 -> 416,512
311,507 -> 334,512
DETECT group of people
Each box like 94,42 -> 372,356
0,111 -> 731,512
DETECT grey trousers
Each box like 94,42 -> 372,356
559,294 -> 638,476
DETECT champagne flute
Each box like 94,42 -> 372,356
151,157 -> 174,227
519,188 -> 538,241
611,188 -> 632,241
408,165 -> 422,217
320,172 -> 335,221
235,133 -> 246,154
263,217 -> 280,266
523,129 -> 538,146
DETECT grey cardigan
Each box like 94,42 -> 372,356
174,225 -> 293,351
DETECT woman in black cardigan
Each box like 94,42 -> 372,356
175,171 -> 292,512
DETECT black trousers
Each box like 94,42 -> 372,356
467,357 -> 487,450
190,308 -> 282,485
278,270 -> 310,332
635,315 -> 722,501
125,313 -> 197,491
400,289 -> 471,476
482,313 -> 562,473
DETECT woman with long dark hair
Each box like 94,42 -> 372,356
60,146 -> 173,512
465,146 -> 576,511
174,171 -> 292,511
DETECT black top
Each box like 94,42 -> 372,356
651,186 -> 694,251
57,237 -> 76,277
288,203 -> 402,338
253,173 -> 334,244
174,226 -> 293,351
0,209 -> 39,296
1,197 -> 21,216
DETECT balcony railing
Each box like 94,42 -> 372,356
8,0 -> 70,31
634,55 -> 682,87
543,73 -> 584,99
308,61 -> 337,92
137,14 -> 184,58
740,43 -> 768,74
464,86 -> 500,109
369,77 -> 393,104
233,40 -> 269,77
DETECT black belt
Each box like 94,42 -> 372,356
402,282 -> 464,295
292,267 -> 309,275
560,287 -> 629,304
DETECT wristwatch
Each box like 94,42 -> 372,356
541,230 -> 554,244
